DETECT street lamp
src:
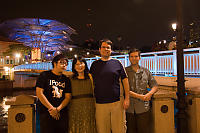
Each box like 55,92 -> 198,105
69,48 -> 73,51
172,23 -> 177,40
175,0 -> 188,132
172,23 -> 177,31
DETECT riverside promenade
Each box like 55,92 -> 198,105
1,47 -> 200,133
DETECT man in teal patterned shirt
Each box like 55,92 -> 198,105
125,48 -> 158,133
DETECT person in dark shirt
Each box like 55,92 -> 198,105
90,39 -> 130,133
36,54 -> 71,133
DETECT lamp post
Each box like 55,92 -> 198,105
172,23 -> 177,31
169,23 -> 177,50
175,0 -> 188,132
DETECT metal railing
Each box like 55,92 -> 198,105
14,47 -> 200,76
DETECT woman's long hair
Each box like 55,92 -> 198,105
72,56 -> 89,79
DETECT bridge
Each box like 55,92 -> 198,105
13,47 -> 200,88
2,47 -> 200,133
14,47 -> 200,76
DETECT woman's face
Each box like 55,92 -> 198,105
75,60 -> 85,73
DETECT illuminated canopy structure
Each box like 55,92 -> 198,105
0,18 -> 77,52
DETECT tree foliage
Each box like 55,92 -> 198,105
3,44 -> 31,57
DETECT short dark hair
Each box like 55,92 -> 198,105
52,54 -> 68,68
72,56 -> 89,79
99,38 -> 113,48
128,48 -> 141,57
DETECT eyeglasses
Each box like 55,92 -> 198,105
59,61 -> 68,65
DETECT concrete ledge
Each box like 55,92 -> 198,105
155,76 -> 200,90
5,95 -> 37,106
153,89 -> 177,99
187,88 -> 200,96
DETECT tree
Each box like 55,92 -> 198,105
3,44 -> 31,58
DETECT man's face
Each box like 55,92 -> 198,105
129,52 -> 140,65
99,42 -> 112,58
54,59 -> 68,72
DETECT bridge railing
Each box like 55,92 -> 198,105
14,47 -> 200,76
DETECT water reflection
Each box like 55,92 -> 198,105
1,97 -> 10,117
0,70 -> 38,133
0,97 -> 12,133
0,67 -> 14,80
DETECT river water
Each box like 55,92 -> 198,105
0,71 -> 38,133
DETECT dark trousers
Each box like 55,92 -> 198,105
39,111 -> 68,133
126,110 -> 152,133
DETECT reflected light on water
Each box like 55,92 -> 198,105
1,97 -> 11,118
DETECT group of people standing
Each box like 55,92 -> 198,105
35,38 -> 158,133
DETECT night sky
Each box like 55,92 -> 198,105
0,0 -> 200,49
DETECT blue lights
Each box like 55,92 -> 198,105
0,18 -> 76,53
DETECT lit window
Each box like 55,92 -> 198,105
6,60 -> 9,64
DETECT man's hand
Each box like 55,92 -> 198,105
143,92 -> 153,101
130,90 -> 153,101
48,107 -> 60,120
123,98 -> 130,109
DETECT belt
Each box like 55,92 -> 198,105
72,94 -> 94,99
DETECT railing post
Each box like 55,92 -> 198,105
173,50 -> 177,76
89,58 -> 92,68
154,54 -> 157,75
199,49 -> 200,76
124,54 -> 129,67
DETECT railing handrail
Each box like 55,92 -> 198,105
14,47 -> 200,76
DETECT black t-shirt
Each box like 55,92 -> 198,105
90,59 -> 127,103
36,70 -> 71,113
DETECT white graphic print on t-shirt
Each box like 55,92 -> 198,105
49,80 -> 65,98
52,86 -> 63,98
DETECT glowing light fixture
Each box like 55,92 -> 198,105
172,23 -> 177,31
15,53 -> 21,58
4,67 -> 9,72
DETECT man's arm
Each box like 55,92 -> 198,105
57,93 -> 71,112
49,93 -> 71,120
129,86 -> 158,101
36,87 -> 59,119
122,78 -> 130,109
129,91 -> 145,100
143,70 -> 158,101
36,87 -> 54,109
143,86 -> 158,101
